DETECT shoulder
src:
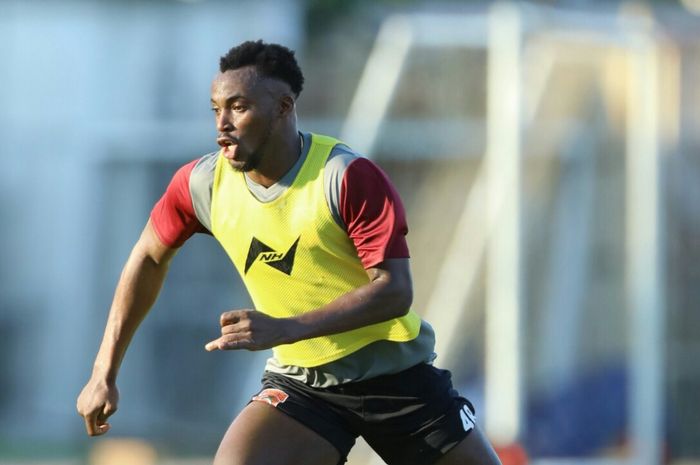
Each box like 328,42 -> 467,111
318,138 -> 409,268
324,141 -> 393,189
323,144 -> 362,193
323,143 -> 365,229
324,141 -> 395,195
166,151 -> 217,193
325,143 -> 361,175
189,151 -> 218,185
188,151 -> 218,232
150,151 -> 218,247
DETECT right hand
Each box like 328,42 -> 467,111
77,378 -> 119,436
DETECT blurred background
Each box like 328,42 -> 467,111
0,0 -> 698,464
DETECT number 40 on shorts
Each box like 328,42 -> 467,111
459,404 -> 476,432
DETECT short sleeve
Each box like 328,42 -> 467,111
150,159 -> 208,247
339,158 -> 410,269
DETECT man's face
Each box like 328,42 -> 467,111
211,67 -> 277,172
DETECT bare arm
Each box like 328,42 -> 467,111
77,220 -> 177,436
205,258 -> 413,351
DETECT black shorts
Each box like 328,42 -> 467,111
252,363 -> 477,465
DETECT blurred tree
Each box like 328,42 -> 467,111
304,0 -> 421,36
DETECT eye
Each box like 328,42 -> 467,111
211,107 -> 221,114
233,104 -> 247,112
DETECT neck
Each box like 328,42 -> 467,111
248,126 -> 300,188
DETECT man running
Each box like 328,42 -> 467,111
77,40 -> 502,465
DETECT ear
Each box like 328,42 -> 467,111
278,94 -> 295,117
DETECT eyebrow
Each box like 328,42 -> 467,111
210,94 -> 246,105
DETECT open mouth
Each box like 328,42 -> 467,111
217,137 -> 238,148
217,137 -> 240,160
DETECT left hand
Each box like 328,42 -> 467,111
204,309 -> 294,352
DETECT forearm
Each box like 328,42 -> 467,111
91,226 -> 175,382
286,264 -> 412,343
207,259 -> 414,352
92,255 -> 167,381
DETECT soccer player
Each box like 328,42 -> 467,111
77,40 -> 502,465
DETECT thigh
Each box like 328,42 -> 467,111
357,364 -> 491,465
214,401 -> 341,465
434,424 -> 502,465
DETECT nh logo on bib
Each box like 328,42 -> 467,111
244,236 -> 300,275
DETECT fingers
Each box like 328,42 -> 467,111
79,400 -> 118,436
83,412 -> 98,436
205,333 -> 250,351
220,310 -> 247,327
207,309 -> 272,351
208,310 -> 252,351
205,336 -> 237,351
205,338 -> 224,351
82,408 -> 112,437
77,381 -> 119,438
103,401 -> 118,417
221,320 -> 249,335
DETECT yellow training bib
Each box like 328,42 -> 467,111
210,134 -> 420,367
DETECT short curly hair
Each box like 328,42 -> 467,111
219,40 -> 304,98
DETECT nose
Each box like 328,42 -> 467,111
216,109 -> 234,132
